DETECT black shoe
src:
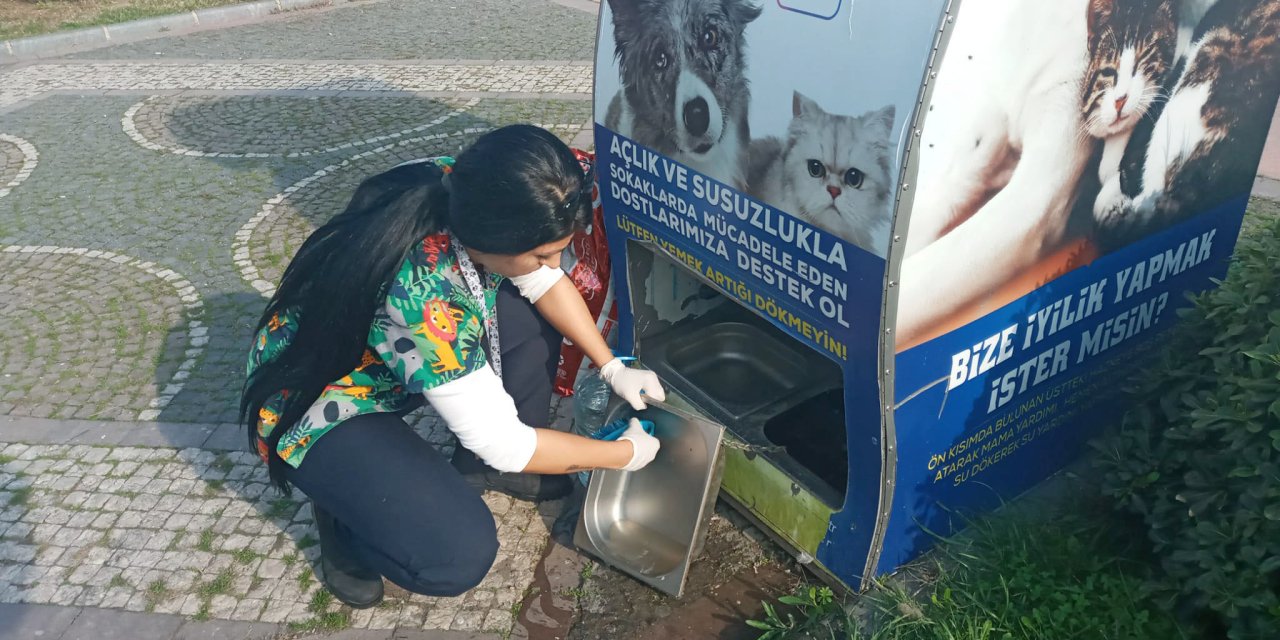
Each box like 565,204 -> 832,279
313,503 -> 384,609
451,448 -> 573,503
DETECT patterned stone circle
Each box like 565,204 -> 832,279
236,98 -> 593,295
0,134 -> 38,199
123,95 -> 482,158
0,248 -> 202,422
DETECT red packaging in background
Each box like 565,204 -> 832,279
556,149 -> 618,396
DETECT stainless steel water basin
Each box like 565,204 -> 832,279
574,399 -> 725,597
650,322 -> 812,422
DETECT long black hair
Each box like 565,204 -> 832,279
240,125 -> 593,490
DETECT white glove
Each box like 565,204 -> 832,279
599,358 -> 666,410
618,418 -> 660,471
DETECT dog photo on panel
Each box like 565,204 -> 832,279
601,0 -> 898,258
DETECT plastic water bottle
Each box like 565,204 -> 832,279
572,367 -> 611,487
571,356 -> 638,485
572,367 -> 612,440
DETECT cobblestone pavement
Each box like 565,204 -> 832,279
0,62 -> 594,112
0,0 -> 613,637
0,435 -> 561,635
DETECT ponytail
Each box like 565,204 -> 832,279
240,161 -> 449,490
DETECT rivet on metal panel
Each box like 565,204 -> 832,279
893,235 -> 901,242
885,328 -> 892,334
902,183 -> 910,191
887,281 -> 897,287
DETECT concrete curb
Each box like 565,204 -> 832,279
0,414 -> 244,451
1,0 -> 336,65
549,0 -> 601,14
1254,175 -> 1280,201
0,603 -> 503,640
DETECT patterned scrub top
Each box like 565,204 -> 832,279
246,231 -> 503,467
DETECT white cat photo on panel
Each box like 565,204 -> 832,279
596,0 -> 943,259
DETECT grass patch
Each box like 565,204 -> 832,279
296,567 -> 313,591
0,0 -> 249,41
108,574 -> 130,589
266,498 -> 296,520
282,552 -> 300,567
232,548 -> 258,565
144,579 -> 169,613
197,568 -> 234,599
297,533 -> 319,550
195,528 -> 215,553
560,585 -> 588,601
8,486 -> 33,507
211,453 -> 234,474
749,494 -> 1189,639
307,588 -> 332,613
286,611 -> 350,633
0,454 -> 14,465
203,479 -> 224,496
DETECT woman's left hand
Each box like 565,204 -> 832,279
599,359 -> 666,410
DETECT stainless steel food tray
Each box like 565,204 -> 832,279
573,399 -> 725,598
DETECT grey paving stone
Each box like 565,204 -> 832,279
0,602 -> 81,640
59,606 -> 184,639
173,618 -> 282,639
201,423 -> 247,451
299,631 -> 394,639
390,631 -> 504,640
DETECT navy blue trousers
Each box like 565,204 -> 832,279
285,281 -> 562,596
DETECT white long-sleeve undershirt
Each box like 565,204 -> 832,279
423,359 -> 537,473
508,265 -> 564,304
420,265 -> 565,472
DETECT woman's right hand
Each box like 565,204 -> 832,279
618,418 -> 660,471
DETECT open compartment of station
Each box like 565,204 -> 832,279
624,241 -> 849,509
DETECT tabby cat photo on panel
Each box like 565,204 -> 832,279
896,0 -> 1280,349
597,0 -> 904,260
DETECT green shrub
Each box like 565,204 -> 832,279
1094,212 -> 1280,639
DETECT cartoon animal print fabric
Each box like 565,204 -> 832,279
247,209 -> 501,467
